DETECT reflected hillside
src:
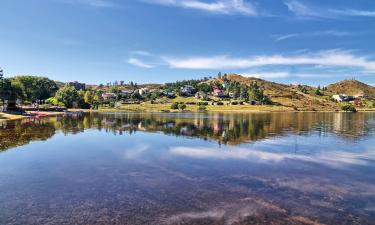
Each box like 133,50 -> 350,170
1,112 -> 374,152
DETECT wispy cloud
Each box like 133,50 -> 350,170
163,50 -> 375,71
285,0 -> 375,19
127,58 -> 154,68
141,0 -> 258,16
169,146 -> 375,167
273,30 -> 354,42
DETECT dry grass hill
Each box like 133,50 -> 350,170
326,79 -> 375,99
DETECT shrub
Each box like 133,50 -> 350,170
231,101 -> 238,105
108,102 -> 115,108
216,101 -> 224,106
341,103 -> 357,112
178,103 -> 187,110
171,102 -> 179,109
198,102 -> 209,106
198,105 -> 207,111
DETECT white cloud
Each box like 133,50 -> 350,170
273,30 -> 354,42
162,50 -> 375,72
329,9 -> 375,17
169,146 -> 375,167
127,58 -> 154,68
285,0 -> 375,19
142,0 -> 257,16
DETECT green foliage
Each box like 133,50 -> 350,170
197,83 -> 213,93
170,102 -> 179,109
11,76 -> 58,102
340,103 -> 357,112
0,78 -> 13,103
84,91 -> 93,104
197,101 -> 209,106
216,101 -> 224,105
178,103 -> 187,110
198,105 -> 207,111
46,97 -> 65,107
55,84 -> 79,108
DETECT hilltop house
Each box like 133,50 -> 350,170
102,93 -> 117,101
138,88 -> 149,96
213,87 -> 225,98
332,94 -> 354,102
180,85 -> 196,96
195,91 -> 208,100
163,91 -> 176,98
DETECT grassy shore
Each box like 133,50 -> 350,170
0,112 -> 27,121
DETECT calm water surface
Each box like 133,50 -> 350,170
0,112 -> 375,225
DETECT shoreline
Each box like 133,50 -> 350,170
1,107 -> 375,122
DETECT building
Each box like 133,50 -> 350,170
163,91 -> 176,98
213,88 -> 225,98
332,94 -> 354,102
102,93 -> 117,101
138,88 -> 149,96
180,85 -> 196,96
69,81 -> 86,90
195,91 -> 208,100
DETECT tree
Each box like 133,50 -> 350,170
55,84 -> 79,108
11,76 -> 58,102
84,91 -> 94,105
178,103 -> 186,110
0,78 -> 12,105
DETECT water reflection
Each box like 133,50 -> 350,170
1,112 -> 375,151
0,112 -> 374,224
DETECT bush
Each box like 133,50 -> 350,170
341,103 -> 357,112
171,102 -> 179,109
178,103 -> 187,110
216,101 -> 224,106
198,105 -> 207,111
231,101 -> 238,105
198,102 -> 209,106
108,102 -> 115,108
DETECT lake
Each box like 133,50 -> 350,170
0,112 -> 374,225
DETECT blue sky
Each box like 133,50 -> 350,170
1,0 -> 375,86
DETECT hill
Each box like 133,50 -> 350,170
326,79 -> 375,100
206,74 -> 338,111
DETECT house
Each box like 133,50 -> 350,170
332,94 -> 354,102
180,85 -> 196,96
102,93 -> 117,101
69,81 -> 86,90
195,91 -> 208,100
138,88 -> 149,96
213,87 -> 225,98
163,91 -> 176,98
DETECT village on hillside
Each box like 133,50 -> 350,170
1,68 -> 375,117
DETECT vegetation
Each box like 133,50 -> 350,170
341,103 -> 357,112
1,72 -> 375,113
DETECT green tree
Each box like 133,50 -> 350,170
11,76 -> 58,102
0,78 -> 12,105
55,84 -> 79,108
84,91 -> 94,105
